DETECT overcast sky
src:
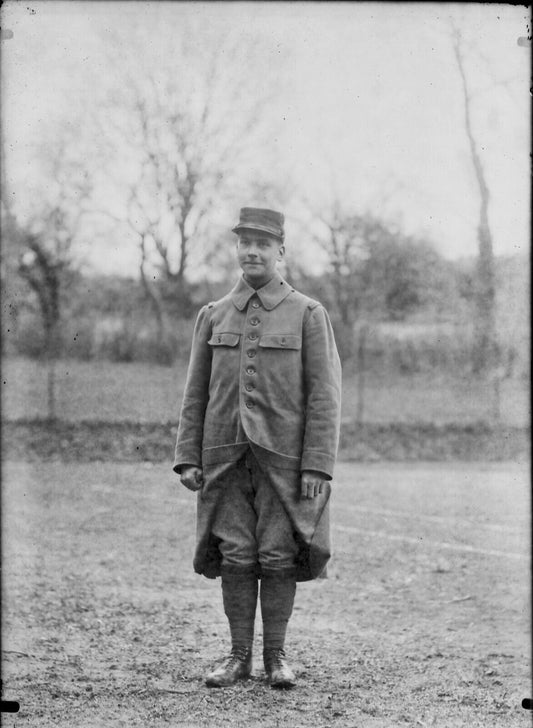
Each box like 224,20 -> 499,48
1,1 -> 530,275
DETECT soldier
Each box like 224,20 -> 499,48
174,207 -> 342,689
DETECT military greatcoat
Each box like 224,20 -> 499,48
174,271 -> 342,581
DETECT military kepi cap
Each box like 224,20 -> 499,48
232,207 -> 285,240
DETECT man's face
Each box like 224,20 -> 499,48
236,229 -> 285,287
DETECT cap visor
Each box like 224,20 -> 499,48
232,223 -> 283,238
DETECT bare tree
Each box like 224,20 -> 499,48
305,206 -> 376,422
451,23 -> 497,375
14,132 -> 92,419
1,125 -> 25,349
312,207 -> 429,332
90,26 -> 284,331
18,238 -> 64,420
304,199 -> 449,421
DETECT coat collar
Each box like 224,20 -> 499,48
230,271 -> 293,311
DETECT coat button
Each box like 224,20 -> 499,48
247,350 -> 256,358
249,317 -> 260,326
217,335 -> 222,343
245,384 -> 254,392
248,333 -> 258,341
246,366 -> 256,375
245,400 -> 254,408
251,301 -> 260,309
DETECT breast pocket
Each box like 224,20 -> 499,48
259,334 -> 302,350
208,332 -> 241,347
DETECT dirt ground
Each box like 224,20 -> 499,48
1,460 -> 530,727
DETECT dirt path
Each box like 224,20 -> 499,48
2,461 -> 530,727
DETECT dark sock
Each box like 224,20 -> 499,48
260,573 -> 296,652
221,570 -> 258,650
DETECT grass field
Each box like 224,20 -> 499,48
2,356 -> 529,426
2,459 -> 529,727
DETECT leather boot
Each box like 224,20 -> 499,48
263,647 -> 296,688
205,646 -> 253,688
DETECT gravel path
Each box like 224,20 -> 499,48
2,461 -> 529,727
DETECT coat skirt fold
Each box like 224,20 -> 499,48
193,455 -> 331,582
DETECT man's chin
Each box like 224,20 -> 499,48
241,264 -> 262,275
243,271 -> 272,287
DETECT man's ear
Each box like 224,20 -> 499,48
277,244 -> 286,261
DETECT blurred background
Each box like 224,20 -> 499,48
1,2 -> 530,452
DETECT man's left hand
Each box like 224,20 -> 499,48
301,470 -> 327,499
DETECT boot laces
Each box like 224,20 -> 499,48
228,646 -> 250,665
265,647 -> 286,668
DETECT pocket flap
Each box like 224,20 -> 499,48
259,334 -> 301,350
208,332 -> 241,347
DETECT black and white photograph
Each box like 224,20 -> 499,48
1,2 -> 530,726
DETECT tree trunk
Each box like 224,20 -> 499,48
47,356 -> 57,421
45,321 -> 60,421
355,323 -> 368,425
140,266 -> 166,348
473,215 -> 496,374
491,373 -> 501,422
139,236 -> 166,349
452,28 -> 497,375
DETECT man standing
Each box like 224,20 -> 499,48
174,207 -> 342,688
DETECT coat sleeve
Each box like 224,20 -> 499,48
300,304 -> 342,479
173,305 -> 213,473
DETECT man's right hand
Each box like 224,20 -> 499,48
180,466 -> 204,492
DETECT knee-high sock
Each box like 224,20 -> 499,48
221,569 -> 258,650
260,573 -> 296,651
